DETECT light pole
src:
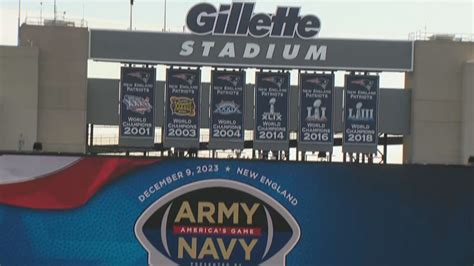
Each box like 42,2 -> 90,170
54,0 -> 57,21
130,0 -> 134,30
164,0 -> 166,31
17,0 -> 21,45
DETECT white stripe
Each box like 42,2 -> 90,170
0,155 -> 81,185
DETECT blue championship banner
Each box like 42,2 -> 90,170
119,67 -> 156,147
164,68 -> 201,149
298,73 -> 334,152
343,75 -> 379,153
1,155 -> 473,265
254,72 -> 290,151
209,70 -> 245,149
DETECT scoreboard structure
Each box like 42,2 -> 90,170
89,2 -> 413,158
4,2 -> 471,164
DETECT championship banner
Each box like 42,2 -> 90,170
209,70 -> 245,149
119,67 -> 156,147
254,72 -> 290,151
298,73 -> 334,152
343,75 -> 379,154
1,154 -> 473,265
164,68 -> 201,149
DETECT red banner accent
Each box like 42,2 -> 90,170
0,157 -> 159,210
173,225 -> 262,237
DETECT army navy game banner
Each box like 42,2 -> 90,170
298,73 -> 335,152
164,68 -> 201,149
343,75 -> 379,153
119,67 -> 156,147
254,72 -> 290,151
209,70 -> 245,149
1,155 -> 473,265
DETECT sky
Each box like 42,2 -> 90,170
1,0 -> 472,84
0,0 -> 473,162
2,0 -> 472,43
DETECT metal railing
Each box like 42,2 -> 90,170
408,31 -> 473,42
92,135 -> 118,146
24,17 -> 88,28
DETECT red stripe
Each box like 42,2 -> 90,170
0,157 -> 159,210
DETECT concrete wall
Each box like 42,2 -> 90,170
20,24 -> 88,153
462,61 -> 474,164
404,40 -> 474,164
0,46 -> 39,151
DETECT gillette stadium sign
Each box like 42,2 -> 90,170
186,2 -> 320,39
89,2 -> 413,71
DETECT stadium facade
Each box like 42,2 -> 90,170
1,21 -> 472,164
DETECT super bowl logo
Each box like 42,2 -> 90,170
135,180 -> 300,266
262,98 -> 282,122
214,101 -> 242,115
347,102 -> 374,121
305,99 -> 328,122
170,96 -> 196,117
122,95 -> 153,115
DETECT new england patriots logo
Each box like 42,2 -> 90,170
127,71 -> 151,83
306,77 -> 329,89
172,73 -> 196,86
262,76 -> 285,89
217,75 -> 241,87
351,79 -> 374,90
